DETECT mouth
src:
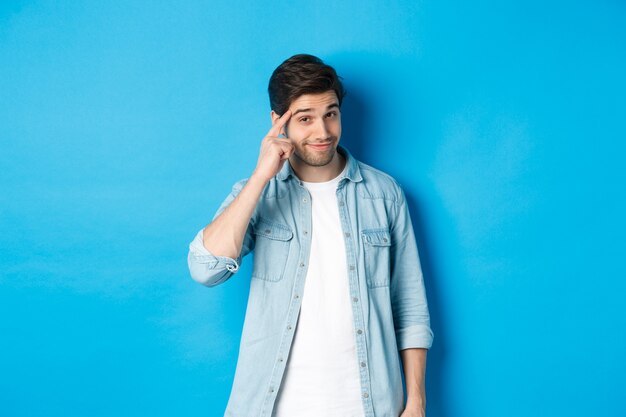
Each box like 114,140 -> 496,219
307,142 -> 333,151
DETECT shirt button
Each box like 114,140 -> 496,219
303,230 -> 308,235
302,198 -> 307,203
349,265 -> 355,270
383,237 -> 388,242
279,358 -> 284,362
287,325 -> 292,330
269,387 -> 275,393
363,392 -> 369,398
345,232 -> 350,237
265,228 -> 271,233
339,201 -> 344,206
357,329 -> 363,335
294,294 -> 299,299
353,297 -> 358,302
360,361 -> 366,367
300,262 -> 305,267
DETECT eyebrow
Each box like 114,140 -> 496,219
292,103 -> 339,116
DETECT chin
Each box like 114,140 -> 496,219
297,145 -> 337,167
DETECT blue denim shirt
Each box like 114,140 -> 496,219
187,145 -> 433,417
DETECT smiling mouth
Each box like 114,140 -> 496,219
307,142 -> 333,150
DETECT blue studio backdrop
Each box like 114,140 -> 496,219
1,1 -> 625,416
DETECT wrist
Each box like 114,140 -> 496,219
406,398 -> 425,406
406,391 -> 426,408
249,171 -> 270,186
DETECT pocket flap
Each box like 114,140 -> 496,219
253,217 -> 293,241
362,228 -> 391,246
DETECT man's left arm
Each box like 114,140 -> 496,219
389,183 -> 433,415
400,348 -> 427,415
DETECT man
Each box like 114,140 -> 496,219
187,54 -> 433,417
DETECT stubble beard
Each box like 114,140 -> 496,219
294,139 -> 338,167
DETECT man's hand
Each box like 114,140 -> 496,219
400,386 -> 426,417
252,110 -> 294,183
400,405 -> 425,417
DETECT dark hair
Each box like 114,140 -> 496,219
268,54 -> 346,115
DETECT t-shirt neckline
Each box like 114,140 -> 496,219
301,160 -> 349,190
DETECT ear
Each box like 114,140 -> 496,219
270,110 -> 290,137
270,110 -> 280,124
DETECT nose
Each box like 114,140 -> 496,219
313,118 -> 331,141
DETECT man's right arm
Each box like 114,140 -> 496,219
204,174 -> 270,260
187,174 -> 268,287
187,109 -> 294,287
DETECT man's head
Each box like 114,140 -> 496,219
268,54 -> 346,168
268,54 -> 346,116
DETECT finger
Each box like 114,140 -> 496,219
271,139 -> 294,159
271,137 -> 293,145
279,144 -> 294,160
268,109 -> 292,137
271,109 -> 292,136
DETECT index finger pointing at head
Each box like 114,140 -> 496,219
269,109 -> 292,137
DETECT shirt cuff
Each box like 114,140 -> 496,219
396,324 -> 434,350
189,229 -> 241,273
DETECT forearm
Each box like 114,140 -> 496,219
400,348 -> 427,409
202,173 -> 267,259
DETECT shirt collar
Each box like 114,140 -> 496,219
276,144 -> 363,183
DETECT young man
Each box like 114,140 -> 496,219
187,54 -> 433,417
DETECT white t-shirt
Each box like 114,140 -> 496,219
272,163 -> 365,417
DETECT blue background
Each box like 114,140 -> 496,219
1,1 -> 625,416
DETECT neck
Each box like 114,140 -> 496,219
290,149 -> 346,183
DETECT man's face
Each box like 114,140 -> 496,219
274,90 -> 342,167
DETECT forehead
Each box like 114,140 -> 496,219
289,90 -> 338,112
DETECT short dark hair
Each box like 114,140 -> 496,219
268,54 -> 346,115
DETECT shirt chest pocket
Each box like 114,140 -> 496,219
252,217 -> 294,282
361,228 -> 392,288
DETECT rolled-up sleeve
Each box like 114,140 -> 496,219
389,184 -> 434,350
187,178 -> 255,287
188,228 -> 243,286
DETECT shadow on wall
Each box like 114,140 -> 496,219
336,53 -> 451,417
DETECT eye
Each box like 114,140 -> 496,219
299,116 -> 310,123
325,111 -> 338,118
